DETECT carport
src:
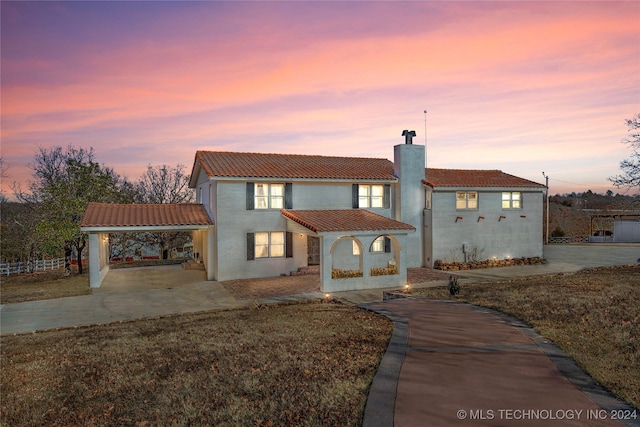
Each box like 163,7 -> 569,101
80,203 -> 215,288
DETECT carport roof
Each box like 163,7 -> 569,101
80,203 -> 213,231
281,209 -> 416,233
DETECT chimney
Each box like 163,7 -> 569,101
402,130 -> 416,144
394,130 -> 425,268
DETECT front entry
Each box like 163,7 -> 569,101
307,236 -> 320,265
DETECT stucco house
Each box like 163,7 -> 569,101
81,132 -> 546,291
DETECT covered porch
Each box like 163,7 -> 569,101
281,209 -> 416,292
80,203 -> 215,288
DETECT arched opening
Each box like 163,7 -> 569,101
329,236 -> 363,279
369,234 -> 400,276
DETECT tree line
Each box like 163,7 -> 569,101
1,145 -> 194,274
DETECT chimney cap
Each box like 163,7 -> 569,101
402,130 -> 417,144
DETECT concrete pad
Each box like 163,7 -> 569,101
96,264 -> 206,292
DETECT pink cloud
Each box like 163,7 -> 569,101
1,1 -> 638,197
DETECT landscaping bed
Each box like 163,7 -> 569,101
433,256 -> 544,271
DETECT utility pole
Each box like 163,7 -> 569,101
542,172 -> 549,244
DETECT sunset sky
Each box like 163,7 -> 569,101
1,1 -> 639,198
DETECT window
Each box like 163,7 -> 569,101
254,232 -> 284,258
456,191 -> 478,209
359,185 -> 384,208
352,240 -> 360,255
247,183 -> 292,210
425,190 -> 432,210
247,231 -> 292,260
270,184 -> 284,209
371,237 -> 384,252
255,183 -> 284,209
353,184 -> 390,208
370,236 -> 391,253
502,192 -> 521,209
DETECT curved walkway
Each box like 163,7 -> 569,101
362,298 -> 638,427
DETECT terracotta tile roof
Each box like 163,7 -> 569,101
281,209 -> 416,233
80,203 -> 213,228
193,151 -> 396,181
424,168 -> 546,189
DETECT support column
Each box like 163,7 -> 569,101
88,232 -> 109,288
206,226 -> 215,280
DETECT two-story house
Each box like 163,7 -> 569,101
187,135 -> 545,292
82,132 -> 546,291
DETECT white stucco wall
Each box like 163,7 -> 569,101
320,232 -> 410,292
331,237 -> 361,271
198,178 -> 396,281
430,190 -> 543,264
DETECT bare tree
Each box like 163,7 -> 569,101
130,164 -> 194,260
609,114 -> 640,191
0,156 -> 8,203
128,164 -> 194,260
133,164 -> 194,204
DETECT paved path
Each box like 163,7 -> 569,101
363,299 -> 638,427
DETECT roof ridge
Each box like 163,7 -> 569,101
426,167 -> 503,172
196,150 -> 390,162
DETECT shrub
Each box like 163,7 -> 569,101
447,276 -> 460,295
331,268 -> 363,279
370,265 -> 399,276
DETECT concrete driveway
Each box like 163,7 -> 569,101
95,264 -> 207,292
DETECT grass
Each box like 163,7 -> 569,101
411,264 -> 640,409
0,270 -> 90,304
1,302 -> 393,426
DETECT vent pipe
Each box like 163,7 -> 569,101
402,130 -> 416,144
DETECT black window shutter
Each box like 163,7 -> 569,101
352,184 -> 359,209
384,237 -> 391,253
247,233 -> 255,260
246,182 -> 254,210
286,232 -> 293,258
285,183 -> 293,209
384,184 -> 391,209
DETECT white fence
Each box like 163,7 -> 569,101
0,258 -> 66,276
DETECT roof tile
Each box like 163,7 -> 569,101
424,168 -> 546,188
281,209 -> 415,233
194,151 -> 396,180
80,203 -> 213,228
